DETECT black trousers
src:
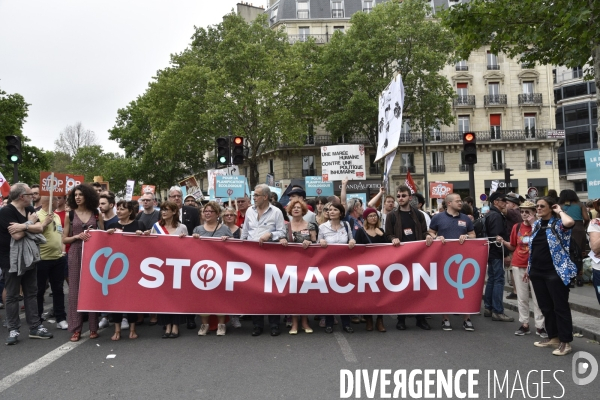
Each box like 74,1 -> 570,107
326,315 -> 350,328
530,269 -> 573,343
252,315 -> 280,329
36,257 -> 67,322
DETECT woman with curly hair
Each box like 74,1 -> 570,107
62,184 -> 104,342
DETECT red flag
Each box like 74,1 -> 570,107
405,171 -> 417,194
0,172 -> 10,198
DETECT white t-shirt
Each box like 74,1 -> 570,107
586,219 -> 600,271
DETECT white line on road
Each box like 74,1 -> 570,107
334,332 -> 357,363
0,332 -> 91,393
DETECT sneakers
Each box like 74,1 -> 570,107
56,320 -> 69,330
230,316 -> 242,329
99,317 -> 109,329
197,324 -> 209,336
285,316 -> 292,327
534,337 -> 560,348
462,319 -> 474,331
506,293 -> 518,300
6,330 -> 19,345
515,325 -> 531,336
121,318 -> 129,330
536,328 -> 548,338
442,319 -> 452,331
552,342 -> 572,356
492,313 -> 514,322
29,325 -> 53,339
216,324 -> 226,336
483,309 -> 492,317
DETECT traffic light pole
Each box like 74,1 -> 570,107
468,164 -> 475,200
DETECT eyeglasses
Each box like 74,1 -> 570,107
169,195 -> 182,199
535,205 -> 546,209
22,193 -> 34,197
224,214 -> 235,217
397,194 -> 409,198
252,193 -> 264,197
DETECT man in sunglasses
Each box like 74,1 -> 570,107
385,184 -> 430,331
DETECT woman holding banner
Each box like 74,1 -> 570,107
62,183 -> 104,342
192,201 -> 232,336
143,201 -> 188,338
223,206 -> 241,239
318,203 -> 355,334
279,199 -> 316,334
355,207 -> 389,332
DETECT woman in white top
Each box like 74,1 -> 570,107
587,200 -> 600,306
317,203 -> 355,334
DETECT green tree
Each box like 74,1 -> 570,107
47,151 -> 72,173
314,0 -> 456,148
440,0 -> 600,141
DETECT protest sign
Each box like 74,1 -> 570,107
39,172 -> 85,196
347,192 -> 367,207
429,182 -> 453,199
305,176 -> 334,197
216,175 -> 246,199
375,74 -> 404,162
141,185 -> 156,194
585,150 -> 600,199
79,232 -> 488,314
208,167 -> 239,199
125,180 -> 135,201
321,145 -> 366,182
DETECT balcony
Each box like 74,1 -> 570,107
302,168 -> 315,177
491,163 -> 506,171
455,65 -> 468,71
484,94 -> 507,106
459,164 -> 473,172
518,93 -> 543,106
487,64 -> 500,70
526,161 -> 540,170
287,34 -> 329,44
430,165 -> 446,173
369,165 -> 381,175
399,166 -> 416,173
452,95 -> 475,108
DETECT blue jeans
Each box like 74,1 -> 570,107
484,258 -> 505,314
593,270 -> 600,306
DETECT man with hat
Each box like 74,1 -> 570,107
287,187 -> 316,225
483,192 -> 514,322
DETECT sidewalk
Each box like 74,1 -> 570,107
502,283 -> 600,342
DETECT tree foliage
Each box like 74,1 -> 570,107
314,0 -> 456,147
54,122 -> 98,158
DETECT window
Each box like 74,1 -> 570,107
430,151 -> 445,173
573,66 -> 583,79
430,124 -> 441,142
574,181 -> 588,192
298,26 -> 310,42
400,119 -> 411,142
270,6 -> 278,22
369,154 -> 380,175
302,156 -> 315,176
487,51 -> 499,70
562,83 -> 588,99
524,113 -> 536,138
332,0 -> 344,18
297,0 -> 309,19
522,81 -> 534,94
488,82 -> 499,96
333,26 -> 344,33
564,105 -> 590,128
399,152 -> 414,173
363,0 -> 374,13
456,60 -> 468,71
458,115 -> 470,133
456,82 -> 468,96
526,149 -> 539,169
490,114 -> 501,140
491,150 -> 504,170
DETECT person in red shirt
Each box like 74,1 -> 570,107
235,195 -> 250,228
497,200 -> 547,337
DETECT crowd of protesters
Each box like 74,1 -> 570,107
1,180 -> 599,357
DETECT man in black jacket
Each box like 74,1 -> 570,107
385,184 -> 430,331
483,192 -> 514,322
168,186 -> 201,329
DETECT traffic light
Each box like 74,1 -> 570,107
462,132 -> 477,164
6,135 -> 22,164
216,137 -> 230,166
504,168 -> 514,185
232,136 -> 244,165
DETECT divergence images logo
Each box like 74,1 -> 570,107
572,351 -> 598,386
443,254 -> 480,299
90,247 -> 129,295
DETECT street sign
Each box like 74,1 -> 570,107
480,194 -> 487,201
527,187 -> 538,199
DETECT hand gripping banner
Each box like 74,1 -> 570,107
79,232 -> 489,315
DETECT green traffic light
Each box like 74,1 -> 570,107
10,155 -> 19,163
219,156 -> 227,164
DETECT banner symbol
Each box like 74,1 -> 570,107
198,265 -> 216,288
443,254 -> 479,299
89,247 -> 129,296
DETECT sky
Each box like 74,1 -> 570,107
0,0 -> 266,154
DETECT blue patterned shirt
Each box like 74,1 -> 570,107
527,216 -> 576,285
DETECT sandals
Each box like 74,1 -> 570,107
89,331 -> 99,339
70,332 -> 81,342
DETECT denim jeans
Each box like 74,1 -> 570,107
484,258 -> 505,314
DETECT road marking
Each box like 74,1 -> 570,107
0,332 -> 90,393
334,332 -> 357,363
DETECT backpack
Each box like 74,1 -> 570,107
473,215 -> 487,238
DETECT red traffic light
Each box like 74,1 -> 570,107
463,133 -> 474,142
233,137 -> 243,145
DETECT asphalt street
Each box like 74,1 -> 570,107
1,306 -> 599,399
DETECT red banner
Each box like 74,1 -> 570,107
79,232 -> 489,315
39,172 -> 85,196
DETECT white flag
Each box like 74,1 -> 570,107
125,180 -> 135,201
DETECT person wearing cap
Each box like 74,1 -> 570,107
287,187 -> 316,225
496,200 -> 547,337
184,195 -> 197,207
483,192 -> 514,322
355,207 -> 390,332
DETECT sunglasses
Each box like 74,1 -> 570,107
397,194 -> 409,198
223,214 -> 235,217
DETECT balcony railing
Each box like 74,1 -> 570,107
491,163 -> 506,171
399,166 -> 416,173
369,165 -> 381,175
487,64 -> 500,70
484,94 -> 507,106
526,161 -> 540,170
430,165 -> 446,173
302,168 -> 315,177
452,95 -> 475,107
459,164 -> 473,172
455,65 -> 468,71
518,93 -> 543,105
287,34 -> 329,44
